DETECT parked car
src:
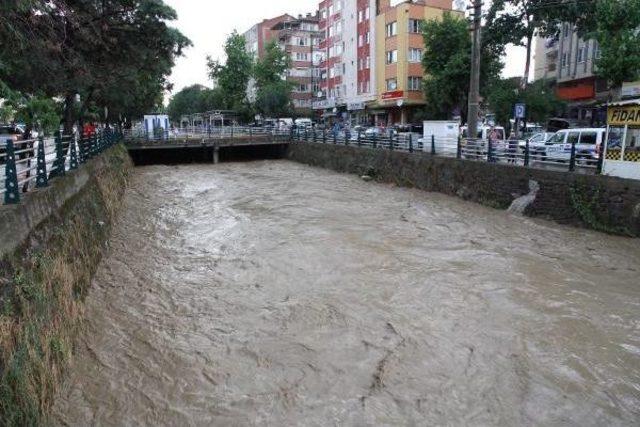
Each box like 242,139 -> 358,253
537,128 -> 606,164
518,131 -> 555,154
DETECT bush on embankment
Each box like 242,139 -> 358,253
0,144 -> 132,426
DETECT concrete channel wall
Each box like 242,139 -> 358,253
0,144 -> 133,424
286,141 -> 640,237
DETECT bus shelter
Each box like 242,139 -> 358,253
602,100 -> 640,180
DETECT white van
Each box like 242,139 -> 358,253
421,120 -> 460,154
539,128 -> 606,162
295,118 -> 313,128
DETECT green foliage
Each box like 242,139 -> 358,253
167,85 -> 225,121
569,184 -> 632,236
487,78 -> 564,128
13,96 -> 61,136
255,81 -> 294,119
0,0 -> 190,129
252,40 -> 293,118
592,0 -> 640,88
421,13 -> 503,120
254,41 -> 291,88
207,31 -> 254,110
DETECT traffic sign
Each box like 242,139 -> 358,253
514,103 -> 526,119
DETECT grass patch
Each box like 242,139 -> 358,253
0,144 -> 131,426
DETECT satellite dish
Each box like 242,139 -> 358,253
397,99 -> 404,107
317,91 -> 323,98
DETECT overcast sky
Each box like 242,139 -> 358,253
164,0 -> 527,97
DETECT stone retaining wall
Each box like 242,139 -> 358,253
286,142 -> 640,236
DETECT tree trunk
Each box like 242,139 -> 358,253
522,31 -> 533,90
63,93 -> 76,135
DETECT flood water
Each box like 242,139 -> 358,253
53,161 -> 640,426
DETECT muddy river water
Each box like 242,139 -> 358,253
53,161 -> 640,426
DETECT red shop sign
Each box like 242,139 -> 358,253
381,90 -> 404,100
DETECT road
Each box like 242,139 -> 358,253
53,161 -> 640,426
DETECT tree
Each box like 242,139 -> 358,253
592,0 -> 640,89
252,40 -> 293,119
253,40 -> 291,88
0,0 -> 190,131
167,84 -> 225,121
255,81 -> 293,118
421,13 -> 503,121
487,78 -> 564,130
485,0 -> 548,87
207,31 -> 253,110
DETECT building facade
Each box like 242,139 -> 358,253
272,14 -> 323,116
533,24 -> 608,125
373,0 -> 456,126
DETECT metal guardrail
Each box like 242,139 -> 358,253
290,128 -> 603,175
123,126 -> 293,142
1,129 -> 124,205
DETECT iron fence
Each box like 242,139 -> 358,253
1,129 -> 123,205
124,126 -> 292,142
291,128 -> 603,175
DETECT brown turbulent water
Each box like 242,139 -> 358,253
53,161 -> 640,426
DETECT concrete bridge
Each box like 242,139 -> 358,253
123,127 -> 291,165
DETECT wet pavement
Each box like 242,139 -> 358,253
53,160 -> 640,426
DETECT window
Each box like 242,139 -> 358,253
580,132 -> 597,145
561,52 -> 568,67
358,35 -> 363,47
408,19 -> 423,34
408,48 -> 422,63
365,56 -> 370,69
386,78 -> 397,91
386,50 -> 397,64
365,7 -> 370,19
567,132 -> 580,145
594,43 -> 601,59
297,84 -> 309,92
408,76 -> 422,91
577,46 -> 585,63
358,10 -> 363,23
563,23 -> 570,38
294,52 -> 309,61
364,31 -> 370,44
385,22 -> 397,37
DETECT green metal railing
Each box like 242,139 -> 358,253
1,129 -> 124,205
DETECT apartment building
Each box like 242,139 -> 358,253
243,14 -> 294,103
244,14 -> 322,116
535,25 -> 640,124
373,0 -> 457,125
272,14 -> 323,116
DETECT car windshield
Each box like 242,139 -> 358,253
548,133 -> 565,144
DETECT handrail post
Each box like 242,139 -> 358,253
4,139 -> 20,204
389,134 -> 394,150
409,133 -> 413,153
36,136 -> 48,188
457,137 -> 462,159
357,130 -> 361,147
52,131 -> 65,177
431,135 -> 436,155
70,134 -> 79,170
486,137 -> 493,163
373,133 -> 377,149
524,138 -> 530,167
323,129 -> 326,144
569,139 -> 577,172
596,143 -> 605,174
334,129 -> 337,144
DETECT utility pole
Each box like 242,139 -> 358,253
467,0 -> 482,140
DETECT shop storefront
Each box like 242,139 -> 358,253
602,100 -> 640,180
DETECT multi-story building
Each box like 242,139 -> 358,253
244,14 -> 294,103
373,0 -> 457,126
315,0 -> 345,119
272,14 -> 323,116
533,24 -> 609,125
244,14 -> 322,116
